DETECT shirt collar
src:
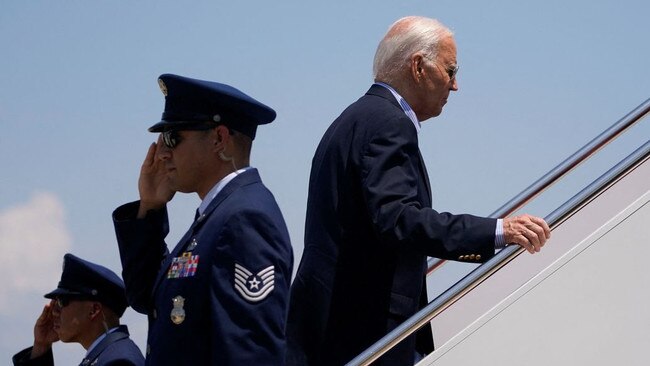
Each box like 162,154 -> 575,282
374,82 -> 420,133
85,326 -> 119,357
198,167 -> 252,215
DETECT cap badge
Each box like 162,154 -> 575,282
234,263 -> 275,303
170,295 -> 186,325
158,78 -> 168,96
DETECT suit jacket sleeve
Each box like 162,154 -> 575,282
113,201 -> 170,314
360,115 -> 496,260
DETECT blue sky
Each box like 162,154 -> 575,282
1,1 -> 648,363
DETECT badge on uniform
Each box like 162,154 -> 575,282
187,238 -> 198,251
170,295 -> 186,325
167,252 -> 199,279
234,263 -> 275,303
81,358 -> 99,366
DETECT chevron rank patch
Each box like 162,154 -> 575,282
234,263 -> 275,303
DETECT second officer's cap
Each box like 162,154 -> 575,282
44,254 -> 129,317
148,73 -> 276,140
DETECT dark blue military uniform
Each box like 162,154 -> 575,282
113,74 -> 293,365
12,254 -> 144,366
13,325 -> 143,366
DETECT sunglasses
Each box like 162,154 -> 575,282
54,296 -> 88,309
425,54 -> 459,81
161,122 -> 219,149
445,64 -> 459,80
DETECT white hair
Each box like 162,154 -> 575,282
373,16 -> 453,84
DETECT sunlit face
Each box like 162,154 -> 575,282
51,297 -> 92,343
156,130 -> 214,194
413,35 -> 459,121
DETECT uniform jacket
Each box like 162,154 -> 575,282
113,168 -> 293,366
12,325 -> 144,366
287,85 -> 497,365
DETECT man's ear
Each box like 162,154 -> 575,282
410,53 -> 426,82
89,302 -> 103,320
211,125 -> 230,150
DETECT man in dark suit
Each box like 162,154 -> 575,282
287,16 -> 551,365
112,74 -> 293,365
12,253 -> 144,366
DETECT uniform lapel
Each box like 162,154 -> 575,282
152,169 -> 262,290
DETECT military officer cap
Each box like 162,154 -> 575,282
148,73 -> 276,140
44,254 -> 129,317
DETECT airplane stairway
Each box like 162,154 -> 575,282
421,143 -> 650,366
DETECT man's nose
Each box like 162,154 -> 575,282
51,306 -> 61,316
450,77 -> 459,91
157,142 -> 172,161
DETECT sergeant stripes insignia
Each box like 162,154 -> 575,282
234,263 -> 275,303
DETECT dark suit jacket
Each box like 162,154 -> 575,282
12,325 -> 144,366
113,169 -> 293,365
287,85 -> 497,365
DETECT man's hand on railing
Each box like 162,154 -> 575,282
503,214 -> 551,254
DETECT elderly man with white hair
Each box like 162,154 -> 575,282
287,16 -> 551,365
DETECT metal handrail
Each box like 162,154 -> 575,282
427,97 -> 650,275
347,98 -> 650,366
